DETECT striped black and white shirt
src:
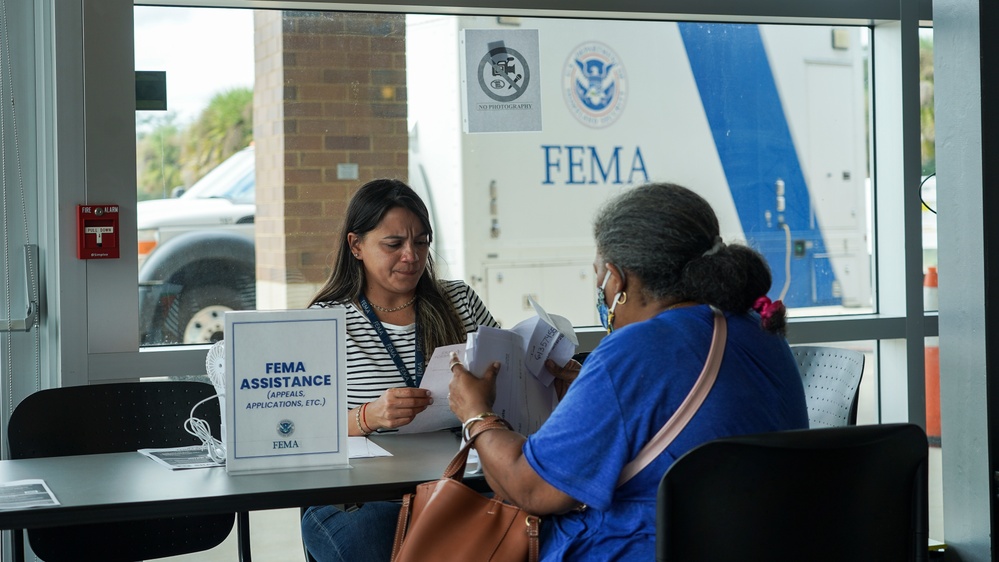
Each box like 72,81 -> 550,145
312,279 -> 498,408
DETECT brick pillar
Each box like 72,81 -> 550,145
253,11 -> 408,310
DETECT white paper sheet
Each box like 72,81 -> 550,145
139,446 -> 224,469
396,344 -> 465,434
140,437 -> 392,471
529,296 -> 579,347
400,300 -> 576,436
0,479 -> 59,510
509,299 -> 577,387
346,436 -> 393,458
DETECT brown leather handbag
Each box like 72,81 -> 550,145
390,428 -> 540,562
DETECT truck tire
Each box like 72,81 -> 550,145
164,285 -> 249,344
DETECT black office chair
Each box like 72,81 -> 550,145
7,381 -> 251,562
657,423 -> 928,562
792,345 -> 866,427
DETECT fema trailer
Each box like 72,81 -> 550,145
407,16 -> 871,328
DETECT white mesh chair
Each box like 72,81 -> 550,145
792,346 -> 865,428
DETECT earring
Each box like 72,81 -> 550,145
616,292 -> 628,305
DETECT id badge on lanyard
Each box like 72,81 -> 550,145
358,294 -> 424,387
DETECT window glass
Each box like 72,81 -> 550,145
916,27 -> 941,541
794,338 -> 940,539
136,7 -> 255,345
924,333 -> 943,539
919,28 -> 937,312
135,8 -> 875,346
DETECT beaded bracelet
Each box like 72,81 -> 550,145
355,406 -> 371,436
360,402 -> 374,434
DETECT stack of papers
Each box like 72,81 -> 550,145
139,446 -> 222,469
400,298 -> 577,435
0,479 -> 59,510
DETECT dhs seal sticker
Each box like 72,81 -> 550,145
563,42 -> 628,128
277,419 -> 295,437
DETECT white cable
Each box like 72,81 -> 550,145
1,0 -> 14,419
778,222 -> 791,301
185,395 -> 226,464
193,341 -> 229,464
1,0 -> 40,429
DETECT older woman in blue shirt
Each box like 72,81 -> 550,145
449,182 -> 809,560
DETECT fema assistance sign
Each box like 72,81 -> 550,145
461,29 -> 542,133
225,308 -> 348,474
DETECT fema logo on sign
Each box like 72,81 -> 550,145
563,42 -> 627,128
277,419 -> 295,437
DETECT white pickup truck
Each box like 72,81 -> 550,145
137,146 -> 256,345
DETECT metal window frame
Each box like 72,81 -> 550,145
45,0 -> 931,423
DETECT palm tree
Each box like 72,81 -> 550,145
136,114 -> 183,201
182,87 -> 254,184
920,34 -> 935,176
136,88 -> 253,199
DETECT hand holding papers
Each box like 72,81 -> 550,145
403,299 -> 576,435
464,298 -> 577,435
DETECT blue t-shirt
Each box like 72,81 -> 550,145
523,305 -> 808,560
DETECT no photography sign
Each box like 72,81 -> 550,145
461,29 -> 542,133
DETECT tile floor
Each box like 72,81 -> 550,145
161,508 -> 308,562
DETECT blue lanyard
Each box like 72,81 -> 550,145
358,294 -> 424,388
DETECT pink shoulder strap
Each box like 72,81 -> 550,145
616,307 -> 727,487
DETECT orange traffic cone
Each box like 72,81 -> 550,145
924,266 -> 940,446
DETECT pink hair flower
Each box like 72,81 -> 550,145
753,296 -> 786,330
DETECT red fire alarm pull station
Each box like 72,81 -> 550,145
77,204 -> 120,259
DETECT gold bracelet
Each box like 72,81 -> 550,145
461,417 -> 485,441
467,416 -> 513,445
461,412 -> 500,441
355,407 -> 370,436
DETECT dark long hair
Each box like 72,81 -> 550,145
593,182 -> 786,334
309,179 -> 468,356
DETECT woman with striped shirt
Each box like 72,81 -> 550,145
301,178 -> 498,562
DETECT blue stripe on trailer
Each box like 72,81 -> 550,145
678,23 -> 839,307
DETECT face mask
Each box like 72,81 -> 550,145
596,269 -> 622,333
